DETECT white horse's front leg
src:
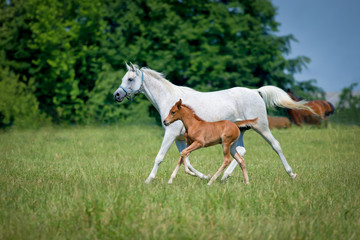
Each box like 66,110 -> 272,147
145,130 -> 176,184
175,139 -> 210,180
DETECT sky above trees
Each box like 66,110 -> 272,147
273,0 -> 360,92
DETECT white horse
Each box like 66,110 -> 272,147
114,63 -> 312,183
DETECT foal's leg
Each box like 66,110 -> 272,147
168,156 -> 183,184
222,131 -> 246,181
175,139 -> 209,179
208,143 -> 232,185
181,142 -> 203,176
230,144 -> 249,184
168,142 -> 203,184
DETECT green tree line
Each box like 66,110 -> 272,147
0,0 -> 323,128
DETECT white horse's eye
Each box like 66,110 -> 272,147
128,78 -> 134,82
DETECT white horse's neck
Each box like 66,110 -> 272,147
141,70 -> 181,119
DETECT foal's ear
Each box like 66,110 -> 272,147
176,99 -> 182,109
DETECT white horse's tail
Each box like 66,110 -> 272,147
256,86 -> 316,113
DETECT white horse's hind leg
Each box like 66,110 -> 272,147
145,130 -> 176,184
253,124 -> 297,179
175,139 -> 210,179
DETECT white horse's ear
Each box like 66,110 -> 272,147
130,62 -> 136,72
125,62 -> 132,71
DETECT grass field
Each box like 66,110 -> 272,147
0,124 -> 359,239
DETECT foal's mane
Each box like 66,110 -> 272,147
182,104 -> 204,122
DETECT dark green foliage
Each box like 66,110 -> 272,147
0,0 -> 321,127
287,79 -> 325,100
0,67 -> 48,128
337,82 -> 360,110
331,83 -> 360,125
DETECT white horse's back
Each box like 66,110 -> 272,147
174,87 -> 266,123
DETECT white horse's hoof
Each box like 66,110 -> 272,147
221,174 -> 231,181
168,179 -> 173,184
290,173 -> 297,179
201,174 -> 211,180
145,177 -> 154,184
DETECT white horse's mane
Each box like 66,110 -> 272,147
140,66 -> 196,94
141,67 -> 167,82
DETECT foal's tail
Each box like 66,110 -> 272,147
235,118 -> 258,129
256,86 -> 317,114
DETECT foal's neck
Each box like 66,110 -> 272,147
180,107 -> 203,131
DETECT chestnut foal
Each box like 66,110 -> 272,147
163,99 -> 257,185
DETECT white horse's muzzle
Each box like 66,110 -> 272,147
113,88 -> 126,102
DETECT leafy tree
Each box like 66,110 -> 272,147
0,0 -> 321,126
337,82 -> 360,110
287,79 -> 325,100
330,82 -> 360,125
0,0 -> 108,123
0,67 -> 47,128
101,0 -> 310,91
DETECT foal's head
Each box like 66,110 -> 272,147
163,99 -> 184,126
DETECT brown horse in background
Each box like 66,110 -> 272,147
286,90 -> 335,128
267,116 -> 291,129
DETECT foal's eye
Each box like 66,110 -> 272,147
171,111 -> 176,115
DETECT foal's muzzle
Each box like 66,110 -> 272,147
113,89 -> 126,102
163,120 -> 170,126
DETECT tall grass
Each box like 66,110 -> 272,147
0,124 -> 359,239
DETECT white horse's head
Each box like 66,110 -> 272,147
114,63 -> 144,102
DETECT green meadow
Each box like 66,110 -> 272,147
0,125 -> 359,239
